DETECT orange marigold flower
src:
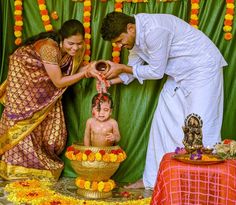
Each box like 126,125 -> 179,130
226,8 -> 234,15
191,0 -> 199,3
113,56 -> 120,63
84,16 -> 91,22
15,5 -> 23,10
15,38 -> 22,45
224,19 -> 233,26
38,0 -> 45,4
14,25 -> 23,31
91,181 -> 98,191
224,32 -> 232,40
226,0 -> 234,3
15,15 -> 22,21
40,10 -> 48,15
191,9 -> 199,15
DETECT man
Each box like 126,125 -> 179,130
100,11 -> 227,189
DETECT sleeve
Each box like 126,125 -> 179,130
132,28 -> 172,84
39,43 -> 60,65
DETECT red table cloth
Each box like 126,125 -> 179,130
151,153 -> 236,205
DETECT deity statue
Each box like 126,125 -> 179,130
182,113 -> 203,153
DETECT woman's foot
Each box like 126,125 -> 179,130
124,179 -> 144,189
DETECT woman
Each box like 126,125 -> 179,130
0,19 -> 97,181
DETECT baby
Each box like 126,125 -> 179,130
83,93 -> 121,147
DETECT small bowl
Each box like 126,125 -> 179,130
201,147 -> 214,154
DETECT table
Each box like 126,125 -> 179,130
151,153 -> 236,205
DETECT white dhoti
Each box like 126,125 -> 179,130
143,69 -> 224,189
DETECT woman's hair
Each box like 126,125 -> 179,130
24,19 -> 85,45
100,12 -> 135,41
92,93 -> 113,111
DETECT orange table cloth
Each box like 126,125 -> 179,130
151,153 -> 236,205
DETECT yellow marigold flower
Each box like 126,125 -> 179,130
225,14 -> 233,20
86,44 -> 91,50
226,3 -> 235,9
14,10 -> 22,15
115,8 -> 122,12
45,24 -> 53,32
95,152 -> 102,161
192,25 -> 199,29
98,181 -> 105,192
83,22 -> 90,28
85,33 -> 91,39
108,179 -> 116,189
84,11 -> 91,17
84,1 -> 91,6
192,3 -> 200,9
15,20 -> 23,26
14,31 -> 22,37
190,14 -> 198,20
84,181 -> 91,190
112,51 -> 120,57
42,15 -> 50,21
82,153 -> 87,161
39,4 -> 46,10
83,55 -> 90,61
132,0 -> 138,2
112,43 -> 117,47
223,25 -> 232,32
117,153 -> 124,162
14,0 -> 22,6
109,153 -> 118,162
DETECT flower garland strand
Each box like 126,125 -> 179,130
223,0 -> 235,40
37,0 -> 53,32
189,0 -> 200,29
14,0 -> 23,45
83,0 -> 92,65
76,177 -> 116,192
65,145 -> 127,163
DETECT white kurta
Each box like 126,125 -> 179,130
119,13 -> 227,189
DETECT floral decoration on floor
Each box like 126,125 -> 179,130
65,145 -> 127,163
4,179 -> 151,205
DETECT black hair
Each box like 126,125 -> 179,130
92,93 -> 113,111
23,19 -> 85,46
100,12 -> 135,41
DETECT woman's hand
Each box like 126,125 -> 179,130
84,61 -> 103,81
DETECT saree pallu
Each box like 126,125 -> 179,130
0,42 -> 83,181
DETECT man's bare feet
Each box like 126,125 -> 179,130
124,179 -> 144,189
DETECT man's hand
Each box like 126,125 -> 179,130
104,61 -> 124,79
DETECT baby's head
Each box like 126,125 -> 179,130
91,93 -> 113,122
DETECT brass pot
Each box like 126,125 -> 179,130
95,60 -> 110,74
70,144 -> 120,181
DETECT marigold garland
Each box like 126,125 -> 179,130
189,0 -> 200,29
14,0 -> 23,45
83,0 -> 92,65
65,145 -> 127,163
224,0 -> 235,40
75,177 -> 116,192
5,179 -> 152,205
37,0 -> 53,32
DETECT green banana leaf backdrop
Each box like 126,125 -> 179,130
0,0 -> 236,184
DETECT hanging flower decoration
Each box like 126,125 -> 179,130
189,0 -> 200,29
14,0 -> 23,45
75,178 -> 116,192
37,0 -> 53,32
50,11 -> 59,20
223,0 -> 235,40
65,145 -> 127,163
83,0 -> 92,65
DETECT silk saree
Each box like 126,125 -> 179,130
0,39 -> 84,181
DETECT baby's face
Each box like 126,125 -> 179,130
92,101 -> 112,122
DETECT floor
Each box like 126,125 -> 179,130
0,177 -> 153,204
